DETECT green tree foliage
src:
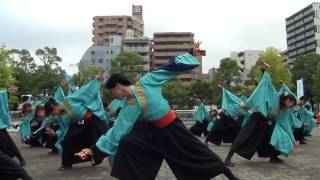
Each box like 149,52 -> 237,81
291,53 -> 320,99
189,80 -> 213,105
71,66 -> 100,88
34,47 -> 65,95
10,49 -> 37,95
109,51 -> 144,83
247,48 -> 293,90
210,58 -> 241,106
163,80 -> 190,109
313,71 -> 320,103
0,46 -> 14,88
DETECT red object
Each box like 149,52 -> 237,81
83,111 -> 93,121
315,114 -> 320,124
152,110 -> 176,128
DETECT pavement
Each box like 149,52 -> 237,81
10,126 -> 320,180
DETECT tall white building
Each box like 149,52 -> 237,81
286,2 -> 320,64
231,50 -> 264,83
79,35 -> 122,81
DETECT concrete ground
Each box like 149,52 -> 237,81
10,127 -> 320,180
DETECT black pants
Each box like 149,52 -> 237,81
111,118 -> 229,180
0,129 -> 24,160
229,112 -> 279,160
205,113 -> 242,145
0,151 -> 32,180
61,115 -> 108,166
189,120 -> 209,137
294,127 -> 304,142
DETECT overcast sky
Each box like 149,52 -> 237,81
0,0 -> 316,74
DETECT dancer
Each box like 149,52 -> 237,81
189,102 -> 210,137
45,77 -> 108,170
205,88 -> 250,146
0,87 -> 32,180
224,72 -> 297,167
78,48 -> 240,180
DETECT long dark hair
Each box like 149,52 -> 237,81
44,98 -> 58,116
34,106 -> 45,120
279,93 -> 297,110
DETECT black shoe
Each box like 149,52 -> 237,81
269,157 -> 284,164
58,165 -> 72,170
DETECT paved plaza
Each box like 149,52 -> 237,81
10,127 -> 320,180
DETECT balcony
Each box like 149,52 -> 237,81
153,44 -> 191,50
123,46 -> 150,53
153,51 -> 186,57
153,37 -> 194,43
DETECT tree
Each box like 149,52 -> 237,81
163,80 -> 190,109
0,46 -> 14,88
189,80 -> 213,105
291,53 -> 320,100
216,58 -> 241,87
0,46 -> 18,110
313,71 -> 320,103
247,48 -> 293,90
71,66 -> 100,88
109,51 -> 144,82
35,47 -> 62,68
9,49 -> 37,95
209,58 -> 241,106
34,47 -> 65,95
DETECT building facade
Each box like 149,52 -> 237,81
151,32 -> 203,84
286,2 -> 320,64
92,5 -> 144,46
231,50 -> 264,83
123,37 -> 151,72
79,36 -> 122,81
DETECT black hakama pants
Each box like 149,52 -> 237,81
61,115 -> 108,166
205,113 -> 242,145
229,112 -> 279,160
111,118 -> 230,180
0,129 -> 32,180
189,119 -> 209,137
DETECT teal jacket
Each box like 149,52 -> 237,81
0,90 -> 12,129
193,103 -> 209,123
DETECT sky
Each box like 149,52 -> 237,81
0,0 -> 316,74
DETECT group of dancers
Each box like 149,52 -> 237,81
189,62 -> 317,167
0,45 -> 317,180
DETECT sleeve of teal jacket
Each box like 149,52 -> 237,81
54,86 -> 65,105
66,79 -> 106,121
193,103 -> 209,122
0,90 -> 12,129
32,116 -> 57,135
19,113 -> 34,142
279,84 -> 297,100
96,102 -> 142,156
222,88 -> 245,117
138,53 -> 200,87
246,72 -> 278,117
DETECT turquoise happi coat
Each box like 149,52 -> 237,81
0,90 -> 12,129
222,89 -> 251,127
193,103 -> 209,123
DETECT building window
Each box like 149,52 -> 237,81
91,59 -> 95,64
99,59 -> 103,63
110,37 -> 114,44
106,50 -> 108,54
98,41 -> 102,45
91,51 -> 95,55
110,51 -> 113,55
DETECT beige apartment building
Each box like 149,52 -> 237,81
151,32 -> 203,84
92,5 -> 144,46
